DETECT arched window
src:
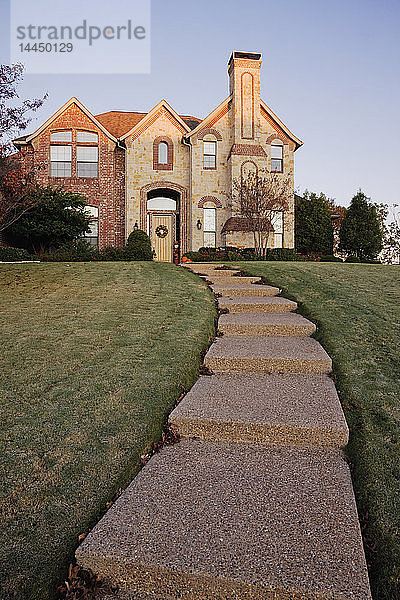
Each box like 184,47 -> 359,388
158,142 -> 168,165
153,137 -> 173,170
147,197 -> 177,211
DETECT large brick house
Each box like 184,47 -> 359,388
14,51 -> 302,262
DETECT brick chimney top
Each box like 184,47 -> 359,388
228,51 -> 262,66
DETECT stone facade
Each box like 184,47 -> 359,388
14,51 -> 302,261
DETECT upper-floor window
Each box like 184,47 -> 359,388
203,207 -> 216,247
50,129 -> 99,178
77,146 -> 98,178
77,131 -> 98,143
158,142 -> 168,165
270,210 -> 283,247
153,137 -> 173,170
271,144 -> 283,172
50,130 -> 72,142
203,141 -> 216,169
50,145 -> 72,177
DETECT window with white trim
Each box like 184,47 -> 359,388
203,207 -> 216,247
50,145 -> 72,177
77,131 -> 98,143
203,141 -> 216,169
77,146 -> 98,178
158,142 -> 168,165
50,131 -> 72,142
271,144 -> 283,172
83,206 -> 99,247
270,211 -> 283,248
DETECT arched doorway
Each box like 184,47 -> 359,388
146,188 -> 179,262
140,181 -> 189,262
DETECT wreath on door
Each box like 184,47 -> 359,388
155,224 -> 169,238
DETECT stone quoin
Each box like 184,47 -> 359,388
13,51 -> 303,262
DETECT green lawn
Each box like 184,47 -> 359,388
232,262 -> 400,600
0,262 -> 216,600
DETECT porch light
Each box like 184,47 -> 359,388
196,219 -> 202,230
134,221 -> 139,230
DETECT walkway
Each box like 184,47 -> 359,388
76,263 -> 372,599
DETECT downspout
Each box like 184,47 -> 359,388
182,135 -> 192,256
116,139 -> 127,245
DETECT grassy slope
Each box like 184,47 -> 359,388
233,262 -> 400,600
0,262 -> 216,600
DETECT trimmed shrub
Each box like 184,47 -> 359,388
182,247 -> 305,262
126,230 -> 153,261
37,240 -> 99,262
0,246 -> 31,261
319,255 -> 343,262
345,256 -> 361,263
264,248 -> 302,261
98,246 -> 128,261
345,256 -> 381,264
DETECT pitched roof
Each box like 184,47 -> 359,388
95,110 -> 202,138
95,111 -> 147,138
13,97 -> 119,146
185,96 -> 232,139
260,100 -> 303,150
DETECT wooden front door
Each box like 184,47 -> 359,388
151,214 -> 173,262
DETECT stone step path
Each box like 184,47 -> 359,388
77,262 -> 371,599
205,335 -> 332,373
77,440 -> 370,600
219,295 -> 298,313
170,373 -> 349,447
219,312 -> 316,336
204,274 -> 261,284
211,282 -> 280,296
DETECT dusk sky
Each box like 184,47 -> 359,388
1,0 -> 399,209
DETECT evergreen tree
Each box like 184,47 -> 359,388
339,191 -> 383,260
6,185 -> 91,253
295,191 -> 334,255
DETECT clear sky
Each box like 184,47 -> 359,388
1,0 -> 399,208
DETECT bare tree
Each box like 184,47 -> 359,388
381,205 -> 400,264
0,63 -> 47,233
231,170 -> 291,257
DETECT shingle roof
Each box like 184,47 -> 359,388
95,111 -> 147,138
95,110 -> 202,138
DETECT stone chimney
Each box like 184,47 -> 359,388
228,51 -> 262,145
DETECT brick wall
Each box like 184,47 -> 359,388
18,103 -> 125,249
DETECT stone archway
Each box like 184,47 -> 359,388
140,181 -> 189,256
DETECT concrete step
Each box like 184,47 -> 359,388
218,296 -> 297,313
205,336 -> 332,373
77,439 -> 371,600
170,373 -> 348,448
219,312 -> 316,336
219,295 -> 297,313
203,275 -> 262,284
211,283 -> 280,297
186,265 -> 240,276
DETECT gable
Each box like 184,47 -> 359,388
120,100 -> 196,142
185,96 -> 232,141
13,97 -> 119,147
260,101 -> 302,150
